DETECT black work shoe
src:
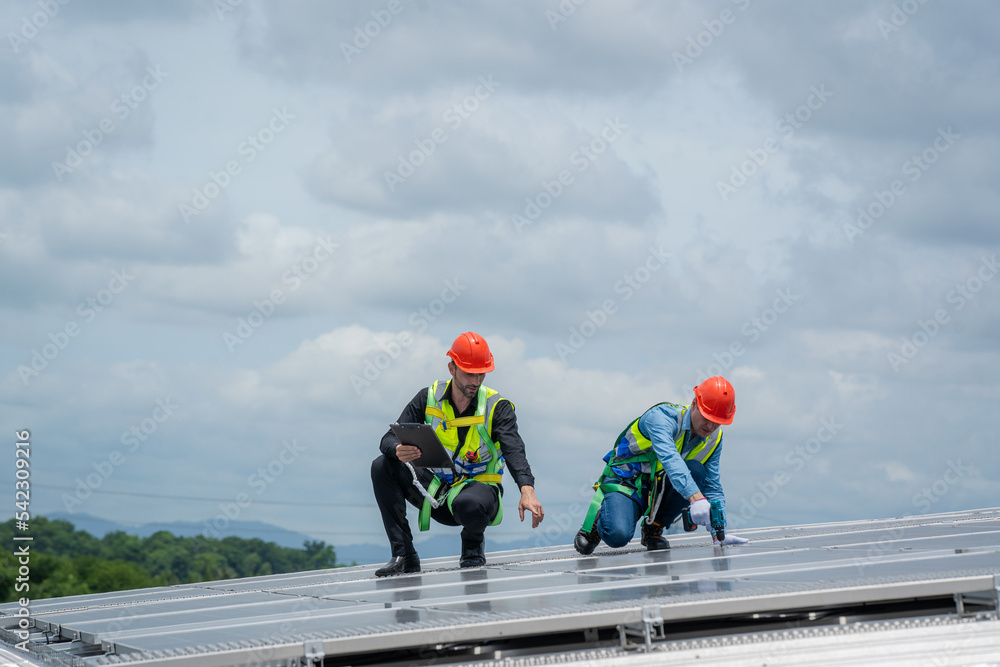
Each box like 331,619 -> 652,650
459,540 -> 486,568
375,554 -> 420,577
574,511 -> 601,555
641,521 -> 670,551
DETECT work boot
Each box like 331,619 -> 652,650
375,553 -> 420,577
641,521 -> 670,551
574,511 -> 601,555
459,540 -> 486,568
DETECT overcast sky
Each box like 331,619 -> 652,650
2,0 -> 997,551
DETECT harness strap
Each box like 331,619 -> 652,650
417,475 -> 443,532
446,476 -> 503,527
447,415 -> 486,428
579,454 -> 663,533
420,383 -> 505,531
583,406 -> 719,534
419,473 -> 503,531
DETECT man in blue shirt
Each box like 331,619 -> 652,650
574,376 -> 749,554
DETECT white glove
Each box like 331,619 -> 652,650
716,533 -> 749,545
688,498 -> 711,527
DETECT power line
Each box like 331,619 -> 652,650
0,480 -> 577,507
0,481 -> 361,507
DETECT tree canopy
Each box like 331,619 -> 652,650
0,517 -> 338,602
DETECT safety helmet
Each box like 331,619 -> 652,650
693,376 -> 735,425
446,332 -> 494,373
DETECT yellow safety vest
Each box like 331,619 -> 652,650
418,380 -> 507,530
579,403 -> 722,532
610,402 -> 722,479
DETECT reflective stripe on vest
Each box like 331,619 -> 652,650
423,380 -> 506,483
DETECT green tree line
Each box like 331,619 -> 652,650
0,517 -> 338,602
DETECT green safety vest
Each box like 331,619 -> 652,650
418,380 -> 507,531
580,402 -> 722,532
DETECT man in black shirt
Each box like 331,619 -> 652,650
371,332 -> 544,576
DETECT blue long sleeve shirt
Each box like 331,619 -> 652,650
638,403 -> 726,517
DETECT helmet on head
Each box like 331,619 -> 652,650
693,376 -> 735,425
446,332 -> 494,373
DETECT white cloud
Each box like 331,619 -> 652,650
877,461 -> 918,483
1,1 -> 998,551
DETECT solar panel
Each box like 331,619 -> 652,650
1,508 -> 998,666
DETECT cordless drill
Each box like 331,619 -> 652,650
681,498 -> 726,542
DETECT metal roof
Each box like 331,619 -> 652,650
2,507 -> 999,666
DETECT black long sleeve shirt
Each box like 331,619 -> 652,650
379,383 -> 536,490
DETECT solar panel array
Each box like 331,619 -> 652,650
1,508 -> 998,666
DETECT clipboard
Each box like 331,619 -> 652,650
390,423 -> 455,469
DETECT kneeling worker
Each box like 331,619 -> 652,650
372,332 -> 544,576
575,376 -> 748,554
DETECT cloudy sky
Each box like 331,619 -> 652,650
2,0 -> 997,553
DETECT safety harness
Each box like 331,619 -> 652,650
579,403 -> 722,533
415,381 -> 506,531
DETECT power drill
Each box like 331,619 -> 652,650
681,498 -> 726,542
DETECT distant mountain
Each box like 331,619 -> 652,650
45,512 -> 316,550
335,542 -> 392,566
42,512 -> 577,566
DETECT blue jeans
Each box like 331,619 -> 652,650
597,460 -> 707,548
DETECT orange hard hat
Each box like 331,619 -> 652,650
446,332 -> 494,373
693,376 -> 735,425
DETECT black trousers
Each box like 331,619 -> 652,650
371,454 -> 501,557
